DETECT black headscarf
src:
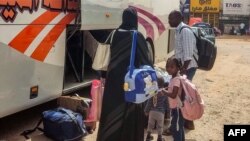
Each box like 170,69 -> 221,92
119,7 -> 138,30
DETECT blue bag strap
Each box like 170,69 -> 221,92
129,30 -> 138,78
58,107 -> 77,120
57,107 -> 86,134
21,118 -> 44,139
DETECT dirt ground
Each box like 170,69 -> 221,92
0,36 -> 250,141
185,36 -> 250,141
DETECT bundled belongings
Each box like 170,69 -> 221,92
155,67 -> 172,85
21,107 -> 88,141
57,94 -> 92,120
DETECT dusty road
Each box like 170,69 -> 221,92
186,37 -> 250,141
0,36 -> 250,141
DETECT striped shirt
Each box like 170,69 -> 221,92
175,22 -> 198,69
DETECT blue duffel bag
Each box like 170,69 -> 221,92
21,107 -> 87,141
124,31 -> 159,104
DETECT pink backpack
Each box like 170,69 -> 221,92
178,76 -> 204,121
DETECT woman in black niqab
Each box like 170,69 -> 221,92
97,7 -> 152,141
119,7 -> 138,30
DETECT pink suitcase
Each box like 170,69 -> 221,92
85,80 -> 103,122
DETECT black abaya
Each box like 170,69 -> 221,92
97,7 -> 152,141
97,30 -> 152,141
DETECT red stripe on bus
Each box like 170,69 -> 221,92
31,13 -> 76,62
9,11 -> 60,53
138,16 -> 154,40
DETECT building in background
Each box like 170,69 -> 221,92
190,0 -> 220,27
220,0 -> 250,34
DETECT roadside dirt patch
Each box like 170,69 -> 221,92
184,38 -> 250,141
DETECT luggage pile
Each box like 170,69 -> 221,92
22,79 -> 104,141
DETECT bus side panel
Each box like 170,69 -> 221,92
81,0 -> 128,30
0,0 -> 76,117
0,25 -> 66,118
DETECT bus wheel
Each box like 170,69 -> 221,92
146,40 -> 155,64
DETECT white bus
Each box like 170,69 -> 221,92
0,0 -> 179,118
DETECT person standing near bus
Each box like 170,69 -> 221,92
167,10 -> 197,130
97,7 -> 152,141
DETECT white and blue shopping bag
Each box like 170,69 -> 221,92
124,31 -> 159,104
